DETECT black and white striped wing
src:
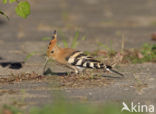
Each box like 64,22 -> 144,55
65,51 -> 104,69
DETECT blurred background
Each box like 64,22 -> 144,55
0,0 -> 156,58
0,0 -> 156,113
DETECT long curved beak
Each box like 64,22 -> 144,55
43,57 -> 49,74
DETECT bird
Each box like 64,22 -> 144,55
44,30 -> 124,77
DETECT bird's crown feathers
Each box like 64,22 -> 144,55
47,30 -> 57,57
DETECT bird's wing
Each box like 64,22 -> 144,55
66,51 -> 103,69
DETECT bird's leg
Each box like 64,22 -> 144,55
74,68 -> 79,74
67,65 -> 79,75
82,69 -> 86,76
76,66 -> 85,76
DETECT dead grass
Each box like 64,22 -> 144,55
86,44 -> 156,65
57,73 -> 114,88
0,72 -> 45,84
0,71 -> 115,89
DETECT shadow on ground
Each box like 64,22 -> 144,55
0,61 -> 24,69
43,68 -> 68,76
0,19 -> 6,25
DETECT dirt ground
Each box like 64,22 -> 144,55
0,0 -> 156,111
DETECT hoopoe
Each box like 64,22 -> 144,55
44,30 -> 124,77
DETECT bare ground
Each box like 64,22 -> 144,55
0,0 -> 156,111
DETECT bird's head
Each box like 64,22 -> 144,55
47,30 -> 58,58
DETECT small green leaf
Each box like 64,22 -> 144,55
9,0 -> 16,3
15,1 -> 30,18
2,0 -> 7,4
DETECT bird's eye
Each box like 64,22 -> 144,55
51,50 -> 54,53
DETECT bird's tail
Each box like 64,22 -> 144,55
104,65 -> 124,77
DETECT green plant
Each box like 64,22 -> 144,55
123,44 -> 156,64
29,95 -> 144,114
30,93 -> 141,114
30,101 -> 134,114
58,30 -> 81,48
59,30 -> 87,48
24,51 -> 38,62
71,31 -> 79,48
96,41 -> 116,57
58,30 -> 69,48
42,31 -> 86,49
0,99 -> 144,114
1,0 -> 31,19
140,43 -> 156,62
129,44 -> 156,63
15,1 -> 30,18
0,104 -> 22,114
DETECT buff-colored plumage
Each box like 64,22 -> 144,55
45,30 -> 124,76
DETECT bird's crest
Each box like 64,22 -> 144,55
47,30 -> 57,57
